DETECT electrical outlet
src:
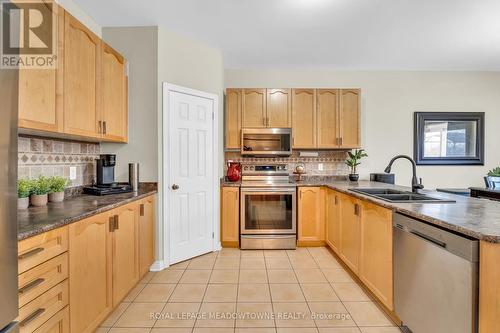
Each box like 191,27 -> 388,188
69,166 -> 77,180
318,163 -> 324,171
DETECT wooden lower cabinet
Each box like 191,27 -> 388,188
338,194 -> 360,274
325,189 -> 341,253
69,211 -> 113,333
112,203 -> 140,305
479,241 -> 500,333
139,196 -> 156,277
33,307 -> 69,333
297,187 -> 325,246
359,201 -> 393,310
221,187 -> 239,247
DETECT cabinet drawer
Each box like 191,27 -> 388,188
18,227 -> 68,274
32,306 -> 69,333
18,253 -> 68,307
19,280 -> 69,333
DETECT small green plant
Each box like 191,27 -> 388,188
31,176 -> 51,196
487,167 -> 500,177
345,149 -> 368,174
49,176 -> 69,193
17,179 -> 32,198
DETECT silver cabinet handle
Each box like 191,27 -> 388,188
172,184 -> 180,190
18,247 -> 44,260
19,278 -> 45,294
20,308 -> 45,327
103,121 -> 107,134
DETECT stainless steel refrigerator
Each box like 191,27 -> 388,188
0,60 -> 20,332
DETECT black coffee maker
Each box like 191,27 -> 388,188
97,154 -> 117,186
84,154 -> 132,195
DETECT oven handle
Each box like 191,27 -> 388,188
241,188 -> 296,193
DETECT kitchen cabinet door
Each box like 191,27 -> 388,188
112,203 -> 139,305
326,189 -> 341,254
63,12 -> 101,139
292,89 -> 316,148
221,187 -> 239,247
297,187 -> 324,245
267,89 -> 291,127
339,194 -> 360,273
242,89 -> 266,128
225,89 -> 242,149
339,89 -> 361,148
18,7 -> 63,133
101,42 -> 128,142
139,196 -> 156,277
359,201 -> 393,310
69,212 -> 113,333
317,89 -> 339,148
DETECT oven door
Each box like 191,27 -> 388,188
240,187 -> 296,235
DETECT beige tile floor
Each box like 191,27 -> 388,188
97,247 -> 402,333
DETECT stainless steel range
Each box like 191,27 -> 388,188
240,164 -> 296,249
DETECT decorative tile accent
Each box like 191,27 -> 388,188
18,135 -> 100,187
225,150 -> 350,176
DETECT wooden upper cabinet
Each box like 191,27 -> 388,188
69,211 -> 113,333
18,7 -> 63,133
139,196 -> 155,277
267,89 -> 291,127
297,187 -> 324,244
359,201 -> 393,310
325,189 -> 341,254
292,89 -> 316,148
339,194 -> 360,273
221,187 -> 240,247
317,89 -> 339,148
101,43 -> 128,142
225,89 -> 242,149
112,204 -> 139,305
242,89 -> 266,128
339,89 -> 361,148
63,12 -> 101,139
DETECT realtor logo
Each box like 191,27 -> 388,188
1,0 -> 57,68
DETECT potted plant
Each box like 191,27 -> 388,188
17,179 -> 32,209
48,176 -> 69,202
30,176 -> 51,207
345,149 -> 368,182
484,167 -> 500,189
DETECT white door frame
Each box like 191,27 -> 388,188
159,83 -> 220,269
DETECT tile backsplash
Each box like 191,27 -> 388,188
225,150 -> 350,175
18,135 -> 100,187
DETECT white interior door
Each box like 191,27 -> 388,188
169,89 -> 215,264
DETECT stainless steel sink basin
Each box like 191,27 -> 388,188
349,188 -> 455,203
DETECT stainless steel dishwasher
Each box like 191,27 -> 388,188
393,213 -> 479,333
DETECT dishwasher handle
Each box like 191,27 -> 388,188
410,230 -> 447,248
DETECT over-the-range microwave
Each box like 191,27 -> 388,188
241,128 -> 292,157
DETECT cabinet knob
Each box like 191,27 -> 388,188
172,184 -> 180,190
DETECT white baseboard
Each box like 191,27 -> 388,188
149,260 -> 168,272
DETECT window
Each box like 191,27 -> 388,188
414,112 -> 484,165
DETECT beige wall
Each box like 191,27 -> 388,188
101,27 -> 159,182
225,69 -> 500,189
157,28 -> 225,176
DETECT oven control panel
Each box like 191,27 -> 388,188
242,164 -> 288,175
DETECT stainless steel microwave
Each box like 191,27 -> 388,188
241,128 -> 292,156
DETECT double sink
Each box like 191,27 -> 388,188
349,188 -> 456,203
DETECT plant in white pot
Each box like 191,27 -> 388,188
48,176 -> 69,202
30,176 -> 51,207
345,149 -> 368,182
17,179 -> 32,209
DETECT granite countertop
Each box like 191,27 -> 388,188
222,178 -> 500,243
18,183 -> 158,241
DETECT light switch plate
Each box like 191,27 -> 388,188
318,163 -> 324,171
69,166 -> 77,180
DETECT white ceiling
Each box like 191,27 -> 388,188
73,0 -> 500,70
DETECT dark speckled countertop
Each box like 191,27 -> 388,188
222,177 -> 500,243
18,183 -> 157,240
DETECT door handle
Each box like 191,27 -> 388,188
140,203 -> 145,216
18,247 -> 44,260
20,308 -> 46,327
98,120 -> 102,134
172,184 -> 180,190
114,215 -> 119,230
103,121 -> 107,134
19,278 -> 45,294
